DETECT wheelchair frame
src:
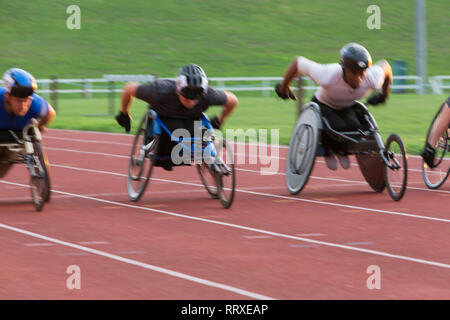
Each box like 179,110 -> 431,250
0,119 -> 51,211
127,110 -> 236,208
286,101 -> 408,201
421,104 -> 450,189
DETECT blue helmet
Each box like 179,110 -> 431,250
3,68 -> 37,98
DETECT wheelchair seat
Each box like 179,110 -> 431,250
318,101 -> 381,155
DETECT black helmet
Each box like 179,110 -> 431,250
176,64 -> 208,99
340,43 -> 372,72
3,68 -> 38,98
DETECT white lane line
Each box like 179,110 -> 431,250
344,242 -> 374,246
24,243 -> 55,247
44,146 -> 450,195
1,180 -> 450,271
46,147 -> 128,159
0,221 -> 274,300
78,241 -> 110,245
44,130 -> 427,159
114,250 -> 146,255
237,167 -> 450,194
290,244 -> 321,248
47,128 -> 132,138
46,129 -> 426,161
243,235 -> 273,239
44,136 -> 131,146
295,233 -> 325,237
45,163 -> 450,223
58,252 -> 89,256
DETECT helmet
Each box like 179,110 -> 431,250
3,68 -> 37,98
340,43 -> 372,72
176,64 -> 208,99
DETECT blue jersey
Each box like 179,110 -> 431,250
0,87 -> 49,130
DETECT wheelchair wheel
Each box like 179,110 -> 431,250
29,141 -> 51,212
214,139 -> 236,209
286,105 -> 320,195
422,106 -> 450,189
383,133 -> 408,201
127,112 -> 159,202
197,163 -> 219,199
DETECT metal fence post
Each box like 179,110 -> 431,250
50,75 -> 58,112
262,80 -> 269,97
83,79 -> 91,99
108,81 -> 115,115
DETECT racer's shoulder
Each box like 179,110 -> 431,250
152,79 -> 176,94
203,86 -> 227,104
29,93 -> 49,116
320,63 -> 342,86
30,93 -> 48,108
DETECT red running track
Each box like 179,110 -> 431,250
0,128 -> 449,299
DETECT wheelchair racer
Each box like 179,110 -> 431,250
116,63 -> 238,170
420,96 -> 450,168
276,43 -> 393,170
0,68 -> 56,178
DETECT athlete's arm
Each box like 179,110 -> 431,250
375,60 -> 393,98
121,82 -> 140,114
279,57 -> 300,98
38,104 -> 56,131
217,91 -> 238,124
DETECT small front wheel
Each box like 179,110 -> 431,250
197,163 -> 219,199
127,112 -> 159,202
214,139 -> 236,209
383,133 -> 408,201
29,141 -> 51,211
422,105 -> 450,189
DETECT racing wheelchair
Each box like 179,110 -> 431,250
286,101 -> 408,201
0,119 -> 51,211
421,104 -> 449,189
127,110 -> 236,209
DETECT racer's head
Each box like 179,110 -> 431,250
3,68 -> 37,116
340,43 -> 372,89
176,64 -> 208,109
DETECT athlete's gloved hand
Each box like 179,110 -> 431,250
275,83 -> 297,101
366,91 -> 387,106
115,111 -> 132,133
210,116 -> 221,130
421,143 -> 436,169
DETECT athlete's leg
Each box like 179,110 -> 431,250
427,101 -> 450,148
0,147 -> 13,178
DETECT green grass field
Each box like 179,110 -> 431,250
48,93 -> 448,155
1,0 -> 449,78
2,1 -> 449,155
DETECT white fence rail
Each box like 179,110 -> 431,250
0,75 -> 447,96
0,75 -> 447,115
429,76 -> 450,94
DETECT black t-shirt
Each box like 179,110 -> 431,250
135,79 -> 227,119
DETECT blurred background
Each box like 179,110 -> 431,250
0,0 -> 448,152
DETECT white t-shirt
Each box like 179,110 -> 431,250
297,56 -> 385,110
